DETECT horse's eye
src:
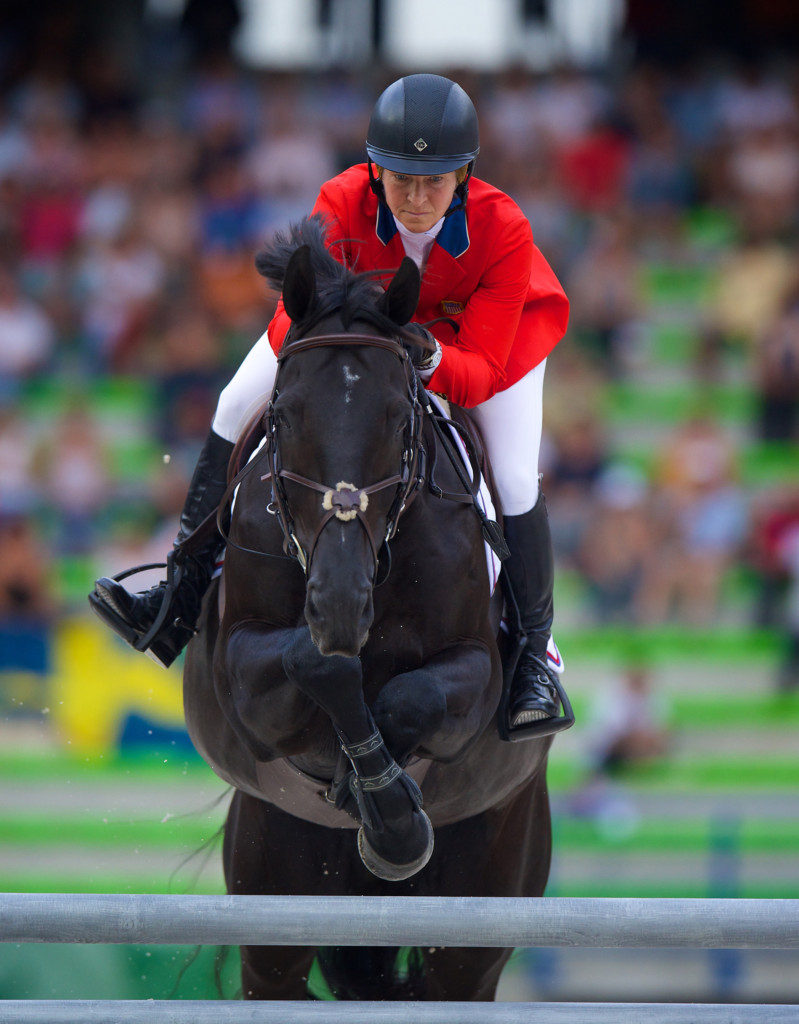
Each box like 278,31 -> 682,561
386,406 -> 406,435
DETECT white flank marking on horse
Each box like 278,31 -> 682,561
342,363 -> 360,404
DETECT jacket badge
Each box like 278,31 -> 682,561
441,300 -> 464,315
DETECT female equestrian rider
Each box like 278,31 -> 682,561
90,74 -> 571,736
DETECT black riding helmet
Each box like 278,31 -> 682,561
366,74 -> 479,205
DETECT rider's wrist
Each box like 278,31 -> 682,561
416,339 -> 442,381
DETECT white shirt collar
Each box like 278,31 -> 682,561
393,215 -> 445,272
393,215 -> 445,243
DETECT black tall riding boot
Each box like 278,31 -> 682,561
502,492 -> 572,734
89,429 -> 234,668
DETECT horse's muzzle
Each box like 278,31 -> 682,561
305,579 -> 373,657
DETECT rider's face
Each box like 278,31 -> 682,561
381,170 -> 458,233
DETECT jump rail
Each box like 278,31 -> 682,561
3,894 -> 798,1023
1,1000 -> 798,1023
2,893 -> 799,947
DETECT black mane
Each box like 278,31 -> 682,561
255,215 -> 406,337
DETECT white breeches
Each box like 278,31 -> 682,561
212,330 -> 278,442
470,360 -> 545,516
212,330 -> 545,517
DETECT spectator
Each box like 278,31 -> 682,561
148,298 -> 225,453
716,59 -> 796,141
0,511 -> 54,622
482,65 -> 543,161
247,82 -> 337,232
536,65 -> 609,148
33,405 -> 111,556
0,400 -> 38,512
556,112 -> 631,214
642,415 -> 748,624
0,511 -> 55,694
569,656 -> 672,831
73,221 -> 163,371
724,122 -> 799,236
626,119 -> 695,217
566,211 -> 644,373
547,412 -> 610,567
700,228 -> 795,376
195,154 -> 266,335
745,486 -> 799,629
575,464 -> 653,623
501,148 -> 575,277
17,103 -> 83,291
583,659 -> 672,776
753,282 -> 799,441
0,263 -> 55,382
137,180 -> 200,269
774,515 -> 799,692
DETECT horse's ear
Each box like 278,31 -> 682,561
282,245 -> 317,324
381,257 -> 421,326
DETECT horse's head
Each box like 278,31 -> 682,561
256,217 -> 427,656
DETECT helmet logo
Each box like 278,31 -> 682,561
414,138 -> 428,152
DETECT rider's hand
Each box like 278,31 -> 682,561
405,324 -> 443,381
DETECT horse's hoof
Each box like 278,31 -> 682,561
356,811 -> 434,881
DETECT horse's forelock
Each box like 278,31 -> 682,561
255,215 -> 348,296
257,216 -> 410,340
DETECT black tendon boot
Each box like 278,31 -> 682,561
89,429 -> 234,667
501,492 -> 574,739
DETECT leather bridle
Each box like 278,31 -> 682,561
261,332 -> 425,581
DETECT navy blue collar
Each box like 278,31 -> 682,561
375,196 -> 470,258
375,200 -> 397,245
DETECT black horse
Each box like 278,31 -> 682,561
183,217 -> 553,1001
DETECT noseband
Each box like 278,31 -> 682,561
262,332 -> 424,580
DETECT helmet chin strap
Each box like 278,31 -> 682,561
367,159 -> 385,201
444,172 -> 471,219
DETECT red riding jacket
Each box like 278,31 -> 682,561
267,164 -> 569,408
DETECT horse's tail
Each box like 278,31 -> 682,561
315,945 -> 427,1000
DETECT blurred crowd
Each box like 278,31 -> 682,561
1,29 -> 799,689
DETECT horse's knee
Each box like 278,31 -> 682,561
371,679 -> 447,763
282,628 -> 363,711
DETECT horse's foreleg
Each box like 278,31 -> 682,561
370,641 -> 495,765
222,621 -> 321,761
283,628 -> 433,881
